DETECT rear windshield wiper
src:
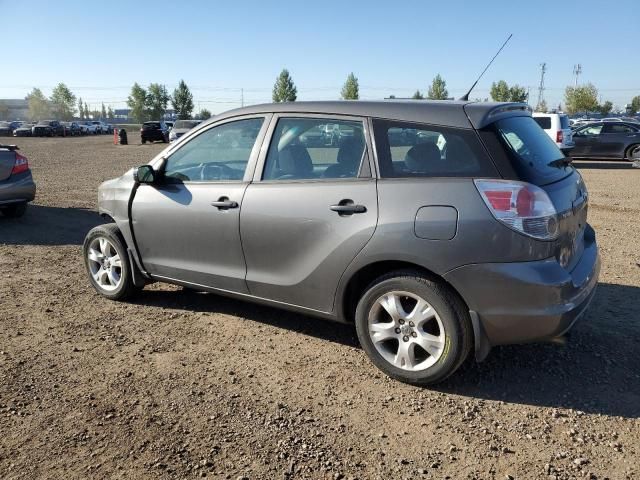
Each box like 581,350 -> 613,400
547,157 -> 573,168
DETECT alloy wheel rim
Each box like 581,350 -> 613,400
87,237 -> 122,291
368,290 -> 446,372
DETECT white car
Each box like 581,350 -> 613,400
82,122 -> 98,134
532,112 -> 574,154
91,121 -> 110,134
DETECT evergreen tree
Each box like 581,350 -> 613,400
107,105 -> 114,119
272,69 -> 297,102
341,73 -> 359,100
412,90 -> 424,100
127,83 -> 148,123
427,74 -> 449,100
101,103 -> 107,119
78,97 -> 84,119
198,108 -> 212,120
146,83 -> 169,119
171,80 -> 194,119
50,83 -> 76,120
84,102 -> 89,119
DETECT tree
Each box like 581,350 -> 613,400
564,83 -> 599,115
598,100 -> 613,116
107,105 -> 114,119
50,83 -> 76,120
198,108 -> 212,120
0,103 -> 9,120
77,97 -> 84,119
412,90 -> 424,100
26,88 -> 50,121
272,69 -> 297,102
490,80 -> 510,102
629,95 -> 640,114
84,102 -> 89,119
341,73 -> 359,100
101,103 -> 107,119
490,80 -> 528,103
171,80 -> 194,119
427,74 -> 448,100
146,83 -> 169,120
127,82 -> 148,123
536,99 -> 548,113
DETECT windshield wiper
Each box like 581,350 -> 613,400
547,157 -> 573,168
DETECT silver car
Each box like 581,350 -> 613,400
83,101 -> 600,385
0,144 -> 36,217
169,119 -> 203,142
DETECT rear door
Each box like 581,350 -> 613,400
572,123 -> 603,157
131,115 -> 269,292
599,123 -> 640,157
240,115 -> 378,313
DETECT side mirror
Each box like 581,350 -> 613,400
133,165 -> 156,184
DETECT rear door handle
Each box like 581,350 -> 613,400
211,197 -> 238,210
330,202 -> 367,215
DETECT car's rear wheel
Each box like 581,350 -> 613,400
624,144 -> 639,161
355,271 -> 472,385
83,224 -> 139,300
1,202 -> 27,218
141,138 -> 146,144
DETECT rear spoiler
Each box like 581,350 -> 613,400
0,144 -> 19,151
464,102 -> 532,130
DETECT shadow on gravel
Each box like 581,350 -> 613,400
133,282 -> 639,418
573,160 -> 636,169
438,282 -> 640,419
0,204 -> 102,246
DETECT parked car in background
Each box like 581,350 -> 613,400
0,144 -> 36,217
140,121 -> 168,143
62,122 -> 82,136
572,121 -> 640,160
92,121 -> 111,134
83,100 -> 599,386
532,112 -> 574,154
0,122 -> 12,136
165,121 -> 174,130
13,123 -> 34,137
33,120 -> 64,137
82,122 -> 98,135
168,119 -> 202,142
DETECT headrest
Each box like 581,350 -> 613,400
279,145 -> 314,177
404,143 -> 441,173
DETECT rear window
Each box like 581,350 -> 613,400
533,117 -> 551,129
174,120 -> 200,129
481,116 -> 570,186
372,119 -> 496,178
143,122 -> 161,129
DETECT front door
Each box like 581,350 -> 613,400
131,116 -> 268,292
241,115 -> 378,313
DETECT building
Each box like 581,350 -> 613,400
0,99 -> 29,120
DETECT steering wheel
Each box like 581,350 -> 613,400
199,163 -> 237,181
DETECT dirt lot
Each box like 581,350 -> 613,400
1,135 -> 639,480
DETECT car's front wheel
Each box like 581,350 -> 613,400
83,224 -> 139,300
355,271 -> 472,386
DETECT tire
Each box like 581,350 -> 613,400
354,270 -> 472,386
83,224 -> 140,301
1,202 -> 27,218
624,144 -> 639,161
141,138 -> 146,144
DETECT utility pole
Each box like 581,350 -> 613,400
241,88 -> 244,107
573,64 -> 582,87
536,63 -> 546,110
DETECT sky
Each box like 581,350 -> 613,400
1,0 -> 638,114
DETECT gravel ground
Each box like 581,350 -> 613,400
0,135 -> 638,480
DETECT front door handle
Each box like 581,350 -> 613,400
330,200 -> 367,215
211,197 -> 238,210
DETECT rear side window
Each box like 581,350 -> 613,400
605,123 -> 636,133
533,117 -> 551,129
480,116 -> 569,186
372,119 -> 495,178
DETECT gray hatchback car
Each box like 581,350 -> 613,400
83,101 -> 600,385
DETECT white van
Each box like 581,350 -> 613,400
532,113 -> 574,154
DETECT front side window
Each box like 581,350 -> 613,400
373,119 -> 491,178
577,124 -> 603,136
262,118 -> 366,180
163,117 -> 264,182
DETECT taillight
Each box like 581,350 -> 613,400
556,130 -> 563,143
475,179 -> 559,240
11,153 -> 29,175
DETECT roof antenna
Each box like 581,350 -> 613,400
458,33 -> 513,101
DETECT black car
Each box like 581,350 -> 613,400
140,121 -> 168,143
572,122 -> 640,160
13,123 -> 34,137
32,120 -> 64,137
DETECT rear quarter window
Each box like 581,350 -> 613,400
372,119 -> 496,178
533,117 -> 551,129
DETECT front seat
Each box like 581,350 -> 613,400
277,145 -> 315,179
323,138 -> 364,178
404,142 -> 441,174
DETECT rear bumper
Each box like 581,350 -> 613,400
0,172 -> 36,204
444,225 -> 600,347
